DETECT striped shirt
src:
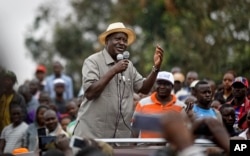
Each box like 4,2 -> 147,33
1,122 -> 28,153
133,92 -> 183,138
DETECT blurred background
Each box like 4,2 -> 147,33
1,0 -> 250,96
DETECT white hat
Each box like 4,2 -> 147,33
156,71 -> 174,85
98,22 -> 136,46
53,78 -> 65,85
190,80 -> 199,88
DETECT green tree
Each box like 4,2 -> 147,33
26,0 -> 250,95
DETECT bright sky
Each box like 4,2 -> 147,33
0,0 -> 50,86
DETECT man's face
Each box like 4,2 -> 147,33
196,84 -> 212,106
186,72 -> 198,86
53,63 -> 62,75
232,83 -> 246,98
66,102 -> 78,118
106,32 -> 128,59
11,107 -> 23,125
3,77 -> 14,89
221,107 -> 235,127
54,84 -> 65,95
44,111 -> 58,132
156,80 -> 173,98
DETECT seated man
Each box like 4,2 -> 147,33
132,71 -> 184,138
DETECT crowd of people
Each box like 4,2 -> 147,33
0,22 -> 250,156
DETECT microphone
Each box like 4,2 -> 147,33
123,51 -> 130,59
116,53 -> 124,61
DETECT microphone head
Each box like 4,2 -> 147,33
116,54 -> 124,61
123,51 -> 130,59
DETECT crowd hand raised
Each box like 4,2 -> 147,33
161,111 -> 194,151
153,45 -> 164,69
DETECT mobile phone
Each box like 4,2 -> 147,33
132,114 -> 162,132
37,127 -> 47,136
70,136 -> 87,149
38,136 -> 57,151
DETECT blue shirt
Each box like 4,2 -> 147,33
193,104 -> 217,119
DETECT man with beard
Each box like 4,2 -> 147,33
192,81 -> 222,122
132,71 -> 184,138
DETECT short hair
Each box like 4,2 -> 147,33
194,80 -> 209,90
219,104 -> 234,114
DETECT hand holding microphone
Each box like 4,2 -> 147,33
114,51 -> 130,74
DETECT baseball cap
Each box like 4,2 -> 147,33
232,76 -> 249,88
36,65 -> 46,73
173,72 -> 185,83
156,71 -> 174,85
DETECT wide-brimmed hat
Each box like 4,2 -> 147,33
98,22 -> 136,46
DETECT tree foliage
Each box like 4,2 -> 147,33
25,0 -> 250,95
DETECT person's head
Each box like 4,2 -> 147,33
194,80 -> 212,108
18,84 -> 32,103
222,71 -> 236,91
53,61 -> 63,76
219,104 -> 235,127
53,78 -> 65,96
3,70 -> 17,90
29,79 -> 39,95
155,71 -> 174,99
36,105 -> 49,126
60,115 -> 71,131
210,100 -> 221,110
10,104 -> 24,126
173,72 -> 185,93
231,76 -> 248,99
170,66 -> 182,74
35,64 -> 46,82
66,100 -> 78,119
186,71 -> 198,87
39,91 -> 51,105
98,22 -> 136,60
44,109 -> 59,132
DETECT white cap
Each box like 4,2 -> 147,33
53,78 -> 65,85
156,71 -> 174,85
190,80 -> 199,88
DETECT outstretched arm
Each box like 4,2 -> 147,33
138,45 -> 164,94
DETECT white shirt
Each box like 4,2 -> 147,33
1,122 -> 28,153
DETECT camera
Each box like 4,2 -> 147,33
38,136 -> 57,151
70,136 -> 87,149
